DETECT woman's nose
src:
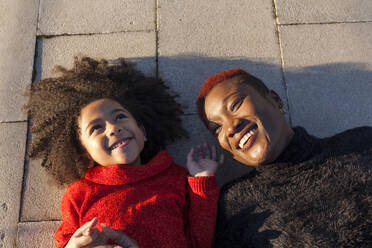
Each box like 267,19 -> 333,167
226,119 -> 245,137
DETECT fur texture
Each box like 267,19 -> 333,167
215,127 -> 372,248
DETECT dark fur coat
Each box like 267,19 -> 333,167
215,127 -> 372,248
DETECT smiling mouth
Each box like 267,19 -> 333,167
236,124 -> 258,151
110,137 -> 132,151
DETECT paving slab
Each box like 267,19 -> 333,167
17,221 -> 60,248
38,0 -> 155,35
280,23 -> 372,137
158,0 -> 286,114
0,123 -> 27,248
37,31 -> 156,80
0,0 -> 38,122
275,0 -> 372,24
20,159 -> 65,222
166,114 -> 252,186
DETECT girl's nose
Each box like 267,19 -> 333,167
107,122 -> 122,136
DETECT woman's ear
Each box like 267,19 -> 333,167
141,125 -> 147,142
267,90 -> 283,109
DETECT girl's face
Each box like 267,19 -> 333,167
78,98 -> 145,166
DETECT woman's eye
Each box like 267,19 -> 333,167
115,113 -> 126,121
230,97 -> 244,111
210,123 -> 222,135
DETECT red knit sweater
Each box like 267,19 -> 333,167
54,151 -> 219,248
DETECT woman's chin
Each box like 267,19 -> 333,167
234,142 -> 269,166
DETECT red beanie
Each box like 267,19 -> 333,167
196,68 -> 248,123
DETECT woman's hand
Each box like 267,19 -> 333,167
187,143 -> 224,177
94,224 -> 138,248
65,217 -> 107,248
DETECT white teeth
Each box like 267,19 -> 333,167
111,139 -> 128,150
239,128 -> 257,149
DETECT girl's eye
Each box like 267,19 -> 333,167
115,113 -> 126,121
230,97 -> 244,112
90,124 -> 102,134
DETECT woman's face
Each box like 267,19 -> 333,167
204,77 -> 291,166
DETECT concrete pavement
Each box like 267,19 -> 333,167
0,0 -> 371,247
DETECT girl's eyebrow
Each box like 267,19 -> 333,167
111,109 -> 126,114
85,109 -> 128,131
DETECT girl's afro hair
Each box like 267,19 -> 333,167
25,56 -> 187,185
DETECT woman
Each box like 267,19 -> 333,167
197,68 -> 372,247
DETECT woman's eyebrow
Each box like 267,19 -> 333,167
223,92 -> 238,104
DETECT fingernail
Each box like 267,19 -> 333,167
114,246 -> 123,248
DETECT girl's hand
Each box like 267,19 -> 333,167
187,143 -> 224,177
65,217 -> 107,248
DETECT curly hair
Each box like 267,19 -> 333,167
25,57 -> 187,185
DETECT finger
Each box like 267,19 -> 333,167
73,217 -> 98,237
204,143 -> 211,159
74,234 -> 95,247
187,147 -> 195,163
101,225 -> 138,248
219,154 -> 225,165
197,145 -> 203,160
211,145 -> 217,161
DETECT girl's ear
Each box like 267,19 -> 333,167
267,90 -> 283,109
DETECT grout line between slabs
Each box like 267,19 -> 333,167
37,29 -> 155,39
155,0 -> 159,78
17,219 -> 62,225
279,20 -> 372,26
272,0 -> 292,126
0,120 -> 27,124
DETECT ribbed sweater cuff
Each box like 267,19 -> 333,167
187,175 -> 219,194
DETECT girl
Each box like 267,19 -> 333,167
25,57 -> 223,248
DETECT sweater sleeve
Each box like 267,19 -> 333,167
185,175 -> 220,248
54,186 -> 81,248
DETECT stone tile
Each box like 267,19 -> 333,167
20,159 -> 66,221
37,31 -> 156,80
275,0 -> 372,24
158,0 -> 286,114
166,114 -> 252,186
38,0 -> 155,35
280,23 -> 372,137
0,0 -> 38,122
0,123 -> 27,248
17,221 -> 60,248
